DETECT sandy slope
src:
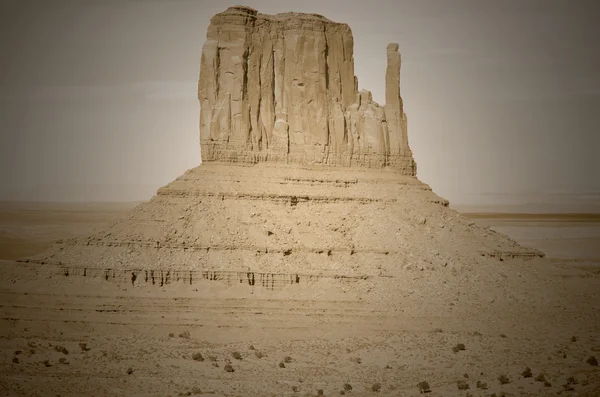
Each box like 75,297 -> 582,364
0,164 -> 599,396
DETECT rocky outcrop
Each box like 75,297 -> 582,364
198,6 -> 416,174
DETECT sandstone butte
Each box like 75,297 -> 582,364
9,7 -> 600,396
27,5 -> 545,284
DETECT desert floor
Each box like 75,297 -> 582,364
0,202 -> 599,397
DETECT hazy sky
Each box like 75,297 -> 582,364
0,0 -> 599,209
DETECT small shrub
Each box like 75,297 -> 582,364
279,362 -> 285,368
211,362 -> 219,368
168,333 -> 175,338
59,357 -> 69,364
500,334 -> 507,338
417,381 -> 431,393
457,380 -> 469,390
232,351 -> 242,360
192,352 -> 204,362
284,356 -> 293,363
178,331 -> 191,339
476,380 -> 487,389
563,384 -> 575,391
14,350 -> 22,355
522,367 -> 532,378
463,373 -> 469,378
340,391 -> 345,396
371,383 -> 381,392
473,331 -> 483,336
343,383 -> 352,391
571,336 -> 578,342
586,356 -> 598,366
544,381 -> 552,387
535,373 -> 546,382
452,343 -> 466,353
249,345 -> 255,350
43,360 -> 52,367
291,385 -> 299,392
433,328 -> 443,333
208,355 -> 217,362
224,364 -> 234,372
190,386 -> 202,394
54,345 -> 68,355
498,374 -> 510,385
350,356 -> 361,364
566,376 -> 577,385
79,343 -> 90,351
317,390 -> 324,396
255,351 -> 264,359
12,357 -> 19,364
127,367 -> 133,375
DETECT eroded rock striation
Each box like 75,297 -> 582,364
198,6 -> 415,174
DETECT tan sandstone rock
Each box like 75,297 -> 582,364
198,6 -> 416,174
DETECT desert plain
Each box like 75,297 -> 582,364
0,200 -> 599,397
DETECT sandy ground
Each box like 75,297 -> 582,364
0,202 -> 599,397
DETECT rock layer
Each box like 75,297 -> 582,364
198,6 -> 416,174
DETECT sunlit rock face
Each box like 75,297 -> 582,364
198,6 -> 415,174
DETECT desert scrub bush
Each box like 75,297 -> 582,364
54,345 -> 69,355
291,385 -> 299,392
457,380 -> 469,390
278,361 -> 285,368
544,381 -> 552,387
178,331 -> 191,339
284,356 -> 293,363
497,374 -> 510,385
232,351 -> 242,360
521,366 -> 532,378
192,352 -> 204,362
169,333 -> 175,338
224,364 -> 234,372
317,389 -> 324,396
371,383 -> 381,392
79,342 -> 90,351
12,357 -> 19,364
249,345 -> 255,350
452,343 -> 466,353
534,373 -> 546,382
59,358 -> 69,364
255,350 -> 264,359
417,381 -> 431,393
566,376 -> 577,385
350,356 -> 361,364
208,355 -> 217,362
587,356 -> 598,366
126,367 -> 133,375
476,380 -> 487,389
343,383 -> 352,391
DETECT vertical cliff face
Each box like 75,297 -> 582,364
198,5 -> 416,174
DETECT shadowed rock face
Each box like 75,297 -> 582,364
198,5 -> 416,174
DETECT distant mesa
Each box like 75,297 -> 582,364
198,5 -> 416,174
